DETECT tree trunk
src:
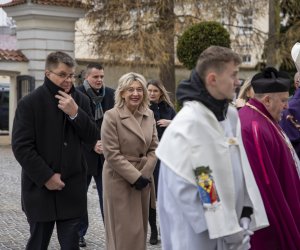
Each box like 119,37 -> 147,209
158,0 -> 176,102
266,0 -> 280,68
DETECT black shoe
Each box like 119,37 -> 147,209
149,231 -> 158,245
79,236 -> 86,248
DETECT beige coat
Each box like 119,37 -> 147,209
101,105 -> 158,250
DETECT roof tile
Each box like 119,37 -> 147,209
0,0 -> 25,7
0,49 -> 28,62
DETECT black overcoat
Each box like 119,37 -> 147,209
12,77 -> 98,222
76,84 -> 115,176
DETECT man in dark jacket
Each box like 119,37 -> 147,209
12,51 -> 98,250
76,63 -> 115,247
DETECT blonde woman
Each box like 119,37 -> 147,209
235,77 -> 255,109
101,72 -> 158,250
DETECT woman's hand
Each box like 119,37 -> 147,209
133,176 -> 151,190
157,119 -> 171,127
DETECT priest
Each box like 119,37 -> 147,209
239,67 -> 300,250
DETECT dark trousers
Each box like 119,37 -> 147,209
26,217 -> 81,250
148,160 -> 160,234
79,173 -> 104,237
153,159 -> 160,196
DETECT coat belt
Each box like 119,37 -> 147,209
124,155 -> 147,171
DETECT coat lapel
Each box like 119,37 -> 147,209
118,106 -> 148,144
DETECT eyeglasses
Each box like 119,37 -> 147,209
126,87 -> 144,93
50,70 -> 76,80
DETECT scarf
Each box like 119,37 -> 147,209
176,70 -> 229,121
83,79 -> 105,121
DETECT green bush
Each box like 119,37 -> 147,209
177,21 -> 231,70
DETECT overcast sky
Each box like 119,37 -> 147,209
0,0 -> 11,26
0,0 -> 12,26
0,0 -> 12,4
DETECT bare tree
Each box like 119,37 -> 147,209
266,0 -> 281,68
82,0 -> 268,99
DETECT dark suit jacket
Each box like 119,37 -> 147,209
77,84 -> 115,176
12,77 -> 98,222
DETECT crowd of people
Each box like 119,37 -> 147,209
11,45 -> 300,250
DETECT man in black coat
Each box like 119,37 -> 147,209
76,63 -> 115,247
12,51 -> 98,250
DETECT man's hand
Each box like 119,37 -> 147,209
55,90 -> 78,117
45,173 -> 65,191
239,217 -> 253,250
224,230 -> 244,250
93,140 -> 103,154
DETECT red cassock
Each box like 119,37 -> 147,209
239,98 -> 300,250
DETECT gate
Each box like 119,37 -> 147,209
17,75 -> 35,101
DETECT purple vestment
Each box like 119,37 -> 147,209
280,88 -> 300,158
239,98 -> 300,250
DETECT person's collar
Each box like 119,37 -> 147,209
96,85 -> 105,95
44,76 -> 75,96
119,104 -> 149,118
248,98 -> 276,122
176,70 -> 229,121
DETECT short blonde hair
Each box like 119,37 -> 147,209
115,72 -> 149,109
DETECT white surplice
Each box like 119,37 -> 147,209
157,101 -> 268,250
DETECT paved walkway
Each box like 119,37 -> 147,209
0,145 -> 162,250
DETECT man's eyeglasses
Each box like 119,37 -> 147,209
50,70 -> 76,80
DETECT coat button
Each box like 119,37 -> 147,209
63,142 -> 68,146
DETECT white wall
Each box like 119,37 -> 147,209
4,3 -> 85,87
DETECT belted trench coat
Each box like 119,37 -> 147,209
101,105 -> 158,250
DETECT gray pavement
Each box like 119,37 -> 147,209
0,145 -> 162,250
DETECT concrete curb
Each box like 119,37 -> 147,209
0,135 -> 10,146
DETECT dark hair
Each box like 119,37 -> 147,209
45,51 -> 75,70
85,63 -> 104,77
86,62 -> 104,71
196,46 -> 241,81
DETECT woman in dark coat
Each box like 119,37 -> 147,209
147,79 -> 176,244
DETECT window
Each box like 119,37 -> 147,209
242,54 -> 251,63
238,9 -> 253,35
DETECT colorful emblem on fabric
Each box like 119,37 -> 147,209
194,166 -> 220,210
